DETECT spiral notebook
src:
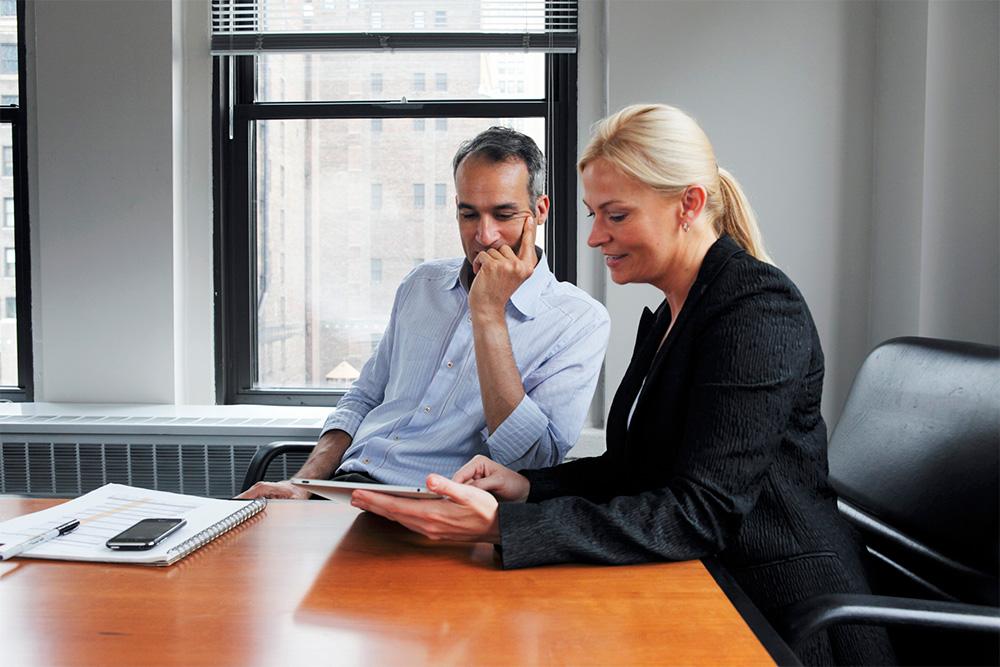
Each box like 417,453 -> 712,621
0,483 -> 266,566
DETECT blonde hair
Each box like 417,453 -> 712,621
579,104 -> 771,263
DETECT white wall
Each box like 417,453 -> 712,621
28,0 -> 214,403
582,0 -> 878,422
577,0 -> 999,426
23,1 -> 999,421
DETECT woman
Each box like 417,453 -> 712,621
352,104 -> 892,666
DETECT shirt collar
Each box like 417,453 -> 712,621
435,248 -> 552,319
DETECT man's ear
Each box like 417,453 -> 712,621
533,194 -> 551,226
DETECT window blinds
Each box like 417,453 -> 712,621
211,0 -> 578,54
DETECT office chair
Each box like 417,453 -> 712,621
240,440 -> 316,493
779,337 -> 1000,665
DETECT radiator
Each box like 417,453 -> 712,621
0,406 -> 328,498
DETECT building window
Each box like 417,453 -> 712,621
370,10 -> 382,29
3,247 -> 13,277
212,3 -> 577,404
0,44 -> 14,74
1,94 -> 16,106
2,146 -> 11,177
2,197 -> 12,227
0,1 -> 15,17
4,296 -> 14,319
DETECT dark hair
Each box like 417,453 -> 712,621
452,126 -> 546,206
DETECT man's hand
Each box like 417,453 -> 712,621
469,216 -> 537,318
452,454 -> 530,503
350,473 -> 501,543
236,480 -> 311,500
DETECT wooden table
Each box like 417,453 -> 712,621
0,498 -> 781,666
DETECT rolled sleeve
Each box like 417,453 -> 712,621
320,408 -> 365,439
485,394 -> 550,466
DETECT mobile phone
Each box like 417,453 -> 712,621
105,518 -> 187,550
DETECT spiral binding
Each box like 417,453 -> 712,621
165,498 -> 267,563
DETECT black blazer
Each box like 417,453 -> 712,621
498,236 -> 892,666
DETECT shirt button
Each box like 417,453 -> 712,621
362,458 -> 370,464
446,361 -> 453,368
423,406 -> 431,413
394,435 -> 399,440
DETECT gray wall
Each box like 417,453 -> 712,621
578,0 -> 999,426
23,1 -> 1000,421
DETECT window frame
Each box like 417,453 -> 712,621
213,49 -> 577,406
0,0 -> 32,401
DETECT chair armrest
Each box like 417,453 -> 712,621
240,440 -> 317,493
780,594 -> 1000,650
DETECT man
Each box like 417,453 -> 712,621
240,127 -> 609,499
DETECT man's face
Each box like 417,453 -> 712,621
454,155 -> 548,270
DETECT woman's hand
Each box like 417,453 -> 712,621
452,454 -> 531,503
351,473 -> 501,543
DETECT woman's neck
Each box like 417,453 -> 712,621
657,230 -> 718,317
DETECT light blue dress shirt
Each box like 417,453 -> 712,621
321,254 -> 610,486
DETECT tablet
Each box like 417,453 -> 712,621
290,478 -> 442,502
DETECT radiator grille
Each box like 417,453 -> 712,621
0,439 -> 312,498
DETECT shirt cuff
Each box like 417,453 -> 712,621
485,394 -> 549,465
320,408 -> 364,439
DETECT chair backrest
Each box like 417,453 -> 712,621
829,337 -> 999,607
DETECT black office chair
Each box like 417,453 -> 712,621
779,337 -> 1000,665
240,440 -> 316,493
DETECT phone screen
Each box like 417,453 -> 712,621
106,518 -> 187,550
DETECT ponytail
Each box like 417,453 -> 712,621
715,168 -> 771,263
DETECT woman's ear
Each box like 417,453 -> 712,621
680,185 -> 707,220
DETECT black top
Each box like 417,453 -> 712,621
497,236 -> 893,666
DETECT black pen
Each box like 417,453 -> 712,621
0,519 -> 81,561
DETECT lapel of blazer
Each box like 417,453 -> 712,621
637,236 -> 746,403
607,302 -> 672,442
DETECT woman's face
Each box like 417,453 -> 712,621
582,158 -> 681,290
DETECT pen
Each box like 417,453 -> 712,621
0,519 -> 81,561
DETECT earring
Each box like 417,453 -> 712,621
682,218 -> 690,232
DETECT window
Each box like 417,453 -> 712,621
370,10 -> 382,29
212,0 -> 578,404
0,44 -> 14,75
0,1 -> 31,398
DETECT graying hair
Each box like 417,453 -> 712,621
452,127 -> 546,206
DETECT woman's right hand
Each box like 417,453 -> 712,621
452,455 -> 531,503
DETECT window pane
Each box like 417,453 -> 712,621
0,123 -> 14,385
253,116 -> 544,390
257,52 -> 544,102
